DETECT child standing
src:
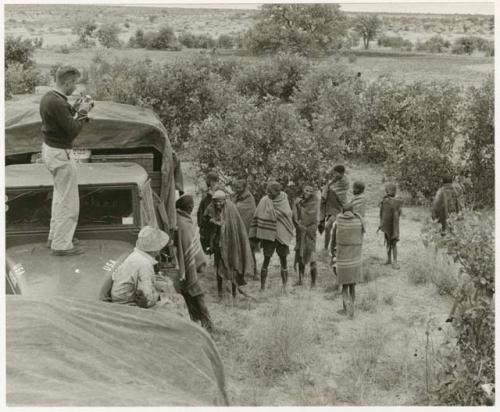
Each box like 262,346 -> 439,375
379,183 -> 402,270
350,181 -> 366,218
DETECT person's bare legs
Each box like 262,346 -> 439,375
341,285 -> 349,315
324,216 -> 333,250
260,255 -> 271,290
392,243 -> 400,269
294,262 -> 304,286
348,284 -> 356,318
279,254 -> 288,294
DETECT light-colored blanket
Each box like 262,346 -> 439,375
249,192 -> 294,245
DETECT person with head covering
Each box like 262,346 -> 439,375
175,194 -> 214,331
231,178 -> 258,279
331,203 -> 365,319
348,181 -> 367,218
110,226 -> 170,308
250,180 -> 295,293
292,185 -> 320,288
204,190 -> 254,300
431,173 -> 462,233
378,183 -> 402,270
319,164 -> 350,251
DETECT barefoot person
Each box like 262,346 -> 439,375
204,190 -> 254,300
331,204 -> 365,319
40,66 -> 93,256
250,181 -> 294,292
378,183 -> 402,269
292,185 -> 320,288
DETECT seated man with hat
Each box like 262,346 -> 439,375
110,226 -> 170,308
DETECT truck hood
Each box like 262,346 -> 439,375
7,239 -> 134,301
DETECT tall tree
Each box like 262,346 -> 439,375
353,15 -> 382,49
245,4 -> 348,56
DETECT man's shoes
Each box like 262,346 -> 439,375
51,246 -> 85,256
47,238 -> 80,248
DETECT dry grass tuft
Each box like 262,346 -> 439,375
244,297 -> 319,379
357,285 -> 379,313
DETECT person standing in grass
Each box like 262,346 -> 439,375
204,190 -> 254,301
378,183 -> 402,270
431,174 -> 462,233
292,185 -> 320,288
331,204 -> 365,319
250,181 -> 295,293
231,178 -> 258,279
319,165 -> 349,251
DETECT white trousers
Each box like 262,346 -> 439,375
41,143 -> 79,251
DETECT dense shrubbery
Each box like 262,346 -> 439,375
451,36 -> 490,55
423,211 -> 494,405
416,35 -> 450,53
178,32 -> 218,49
456,75 -> 494,209
96,23 -> 121,48
5,36 -> 45,99
233,53 -> 310,103
377,35 -> 413,51
128,26 -> 181,50
80,52 -> 492,206
192,97 -> 321,200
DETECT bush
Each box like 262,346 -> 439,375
232,53 -> 310,103
128,28 -> 144,48
377,35 -> 413,50
217,34 -> 234,49
416,35 -> 450,53
96,23 -> 121,48
72,18 -> 97,47
5,36 -> 35,69
451,36 -> 488,55
456,75 -> 494,209
424,211 -> 494,405
192,97 -> 322,200
84,56 -> 236,146
5,63 -> 44,98
143,25 -> 180,50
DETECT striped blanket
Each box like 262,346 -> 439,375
249,192 -> 294,246
349,194 -> 366,218
333,211 -> 364,285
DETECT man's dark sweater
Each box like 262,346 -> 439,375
40,90 -> 83,149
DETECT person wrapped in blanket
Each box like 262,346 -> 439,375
197,171 -> 220,254
204,190 -> 254,301
292,185 -> 320,288
431,173 -> 462,234
379,183 -> 402,270
231,178 -> 258,279
175,194 -> 214,332
250,181 -> 295,293
331,203 -> 365,319
319,164 -> 349,251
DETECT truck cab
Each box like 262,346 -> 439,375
5,97 -> 181,300
5,162 -> 161,299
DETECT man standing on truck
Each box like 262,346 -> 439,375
40,66 -> 93,256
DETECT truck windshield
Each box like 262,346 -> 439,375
6,186 -> 136,231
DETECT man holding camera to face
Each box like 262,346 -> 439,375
40,66 -> 94,256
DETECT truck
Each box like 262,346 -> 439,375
5,96 -> 182,299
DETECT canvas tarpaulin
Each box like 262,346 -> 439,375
5,96 -> 177,230
6,295 -> 229,406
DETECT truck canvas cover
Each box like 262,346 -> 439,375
5,96 -> 177,229
6,296 -> 229,406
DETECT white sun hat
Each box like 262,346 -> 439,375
136,226 -> 170,252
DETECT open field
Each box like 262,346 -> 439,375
181,161 -> 457,406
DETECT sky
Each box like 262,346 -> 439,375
119,1 -> 495,15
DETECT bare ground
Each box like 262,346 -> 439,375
183,162 -> 456,406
